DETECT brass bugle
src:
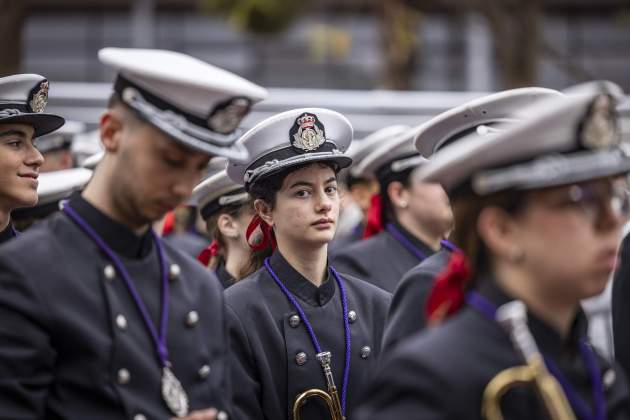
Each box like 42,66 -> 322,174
292,351 -> 345,420
482,300 -> 576,420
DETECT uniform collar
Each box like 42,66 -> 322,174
476,276 -> 589,360
268,250 -> 336,307
0,222 -> 15,245
215,261 -> 235,289
389,220 -> 438,255
68,192 -> 153,259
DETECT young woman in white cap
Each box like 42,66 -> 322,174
0,74 -> 64,244
382,87 -> 562,352
332,127 -> 455,293
225,108 -> 391,420
356,83 -> 630,419
192,168 -> 262,288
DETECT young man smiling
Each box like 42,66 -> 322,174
0,48 -> 267,420
0,74 -> 64,244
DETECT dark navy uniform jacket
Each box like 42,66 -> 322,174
613,232 -> 630,380
215,261 -> 236,290
225,250 -> 391,420
382,249 -> 451,352
356,279 -> 630,420
331,222 -> 438,293
0,223 -> 15,245
0,194 -> 231,420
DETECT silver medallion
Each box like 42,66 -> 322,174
161,365 -> 189,417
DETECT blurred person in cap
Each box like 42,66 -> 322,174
191,167 -> 261,289
0,48 -> 267,420
12,166 -> 92,231
331,126 -> 455,293
224,108 -> 391,420
356,82 -> 630,419
330,125 -> 408,252
382,88 -> 562,352
0,73 -> 64,245
37,120 -> 86,172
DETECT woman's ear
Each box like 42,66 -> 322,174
217,213 -> 238,239
477,206 -> 523,262
253,199 -> 274,226
387,181 -> 410,209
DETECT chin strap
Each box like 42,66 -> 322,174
246,215 -> 276,252
425,251 -> 471,326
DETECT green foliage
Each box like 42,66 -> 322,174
202,0 -> 305,35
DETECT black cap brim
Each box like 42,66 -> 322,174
0,113 -> 65,137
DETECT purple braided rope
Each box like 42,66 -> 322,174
264,257 -> 351,416
62,203 -> 171,366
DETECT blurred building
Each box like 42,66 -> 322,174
19,0 -> 630,91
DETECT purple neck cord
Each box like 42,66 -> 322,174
62,203 -> 171,367
466,291 -> 606,420
263,257 -> 351,416
385,223 -> 456,260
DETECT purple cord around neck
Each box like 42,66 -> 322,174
264,257 -> 352,416
386,223 -> 455,260
466,291 -> 606,420
62,202 -> 171,367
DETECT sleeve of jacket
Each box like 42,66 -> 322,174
381,267 -> 433,353
353,340 -> 452,420
0,253 -> 55,418
226,303 -> 264,420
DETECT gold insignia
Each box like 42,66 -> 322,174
580,94 -> 619,150
290,112 -> 326,151
29,80 -> 49,113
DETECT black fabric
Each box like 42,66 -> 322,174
0,223 -> 15,245
331,222 -> 439,293
0,212 -> 231,419
68,193 -> 153,259
356,279 -> 630,420
215,261 -> 235,290
269,251 -> 336,307
382,249 -> 452,352
225,249 -> 391,420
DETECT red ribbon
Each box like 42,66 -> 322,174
161,210 -> 176,236
425,251 -> 471,326
246,215 -> 276,252
197,240 -> 220,266
363,194 -> 384,239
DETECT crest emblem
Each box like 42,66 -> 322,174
580,94 -> 619,150
29,80 -> 49,113
208,97 -> 251,134
289,112 -> 326,151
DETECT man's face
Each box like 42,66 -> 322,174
110,118 -> 210,227
0,123 -> 43,210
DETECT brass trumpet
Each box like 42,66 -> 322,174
292,351 -> 345,420
481,300 -> 576,420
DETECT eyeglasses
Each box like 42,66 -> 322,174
543,177 -> 630,227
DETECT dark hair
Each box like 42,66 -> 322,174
450,189 -> 526,286
204,199 -> 268,281
378,167 -> 414,225
248,161 -> 340,208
